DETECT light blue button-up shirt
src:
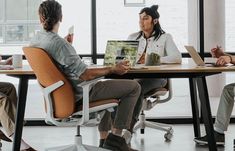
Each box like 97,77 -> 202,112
30,30 -> 87,101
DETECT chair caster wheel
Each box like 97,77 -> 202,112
169,128 -> 174,134
164,131 -> 173,141
140,129 -> 144,134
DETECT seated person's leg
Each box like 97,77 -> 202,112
98,111 -> 112,147
0,82 -> 17,138
136,78 -> 167,95
98,78 -> 168,147
194,83 -> 235,145
89,79 -> 141,150
0,82 -> 36,151
0,82 -> 17,107
214,83 -> 235,134
0,94 -> 12,142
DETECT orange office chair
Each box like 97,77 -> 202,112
23,47 -> 118,151
132,79 -> 173,141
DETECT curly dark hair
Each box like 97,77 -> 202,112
39,0 -> 62,31
137,5 -> 165,40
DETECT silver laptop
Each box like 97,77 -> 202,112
184,45 -> 216,66
104,40 -> 139,67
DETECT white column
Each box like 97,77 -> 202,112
188,0 -> 226,97
204,0 -> 225,97
188,0 -> 199,48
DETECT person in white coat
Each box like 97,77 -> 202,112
128,5 -> 182,64
128,3 -> 182,137
98,5 -> 182,148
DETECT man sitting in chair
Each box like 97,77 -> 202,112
30,0 -> 141,150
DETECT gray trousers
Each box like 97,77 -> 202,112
98,78 -> 167,131
0,82 -> 17,136
88,79 -> 141,130
214,83 -> 235,133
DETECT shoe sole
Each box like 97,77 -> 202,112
194,139 -> 224,146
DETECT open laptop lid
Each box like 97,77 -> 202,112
184,45 -> 205,66
104,40 -> 139,66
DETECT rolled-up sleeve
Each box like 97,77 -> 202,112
55,43 -> 87,80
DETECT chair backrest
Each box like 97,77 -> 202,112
23,47 -> 75,118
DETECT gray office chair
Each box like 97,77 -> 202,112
133,79 -> 173,141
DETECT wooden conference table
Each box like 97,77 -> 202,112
105,63 -> 235,151
1,63 -> 235,151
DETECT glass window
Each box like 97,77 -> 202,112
6,25 -> 26,43
0,26 -> 3,43
5,25 -> 41,44
28,0 -> 42,20
0,0 -> 3,21
97,0 -> 188,54
225,0 -> 235,51
1,0 -> 91,54
6,0 -> 27,21
156,1 -> 188,52
97,0 -> 140,54
6,0 -> 40,21
0,0 -> 42,51
28,25 -> 41,40
57,0 -> 91,54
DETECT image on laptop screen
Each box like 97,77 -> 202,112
104,40 -> 139,66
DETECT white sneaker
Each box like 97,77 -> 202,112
122,130 -> 132,144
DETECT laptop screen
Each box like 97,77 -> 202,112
185,45 -> 218,67
184,45 -> 205,66
104,40 -> 139,66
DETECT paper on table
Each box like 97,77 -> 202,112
130,67 -> 148,70
0,65 -> 14,70
130,65 -> 148,70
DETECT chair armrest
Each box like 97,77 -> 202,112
40,77 -> 105,126
78,76 -> 104,87
143,80 -> 173,111
77,77 -> 104,125
39,80 -> 64,125
159,79 -> 172,103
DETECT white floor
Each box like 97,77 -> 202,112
1,124 -> 235,151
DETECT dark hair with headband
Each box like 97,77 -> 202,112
39,0 -> 62,31
137,5 -> 165,40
